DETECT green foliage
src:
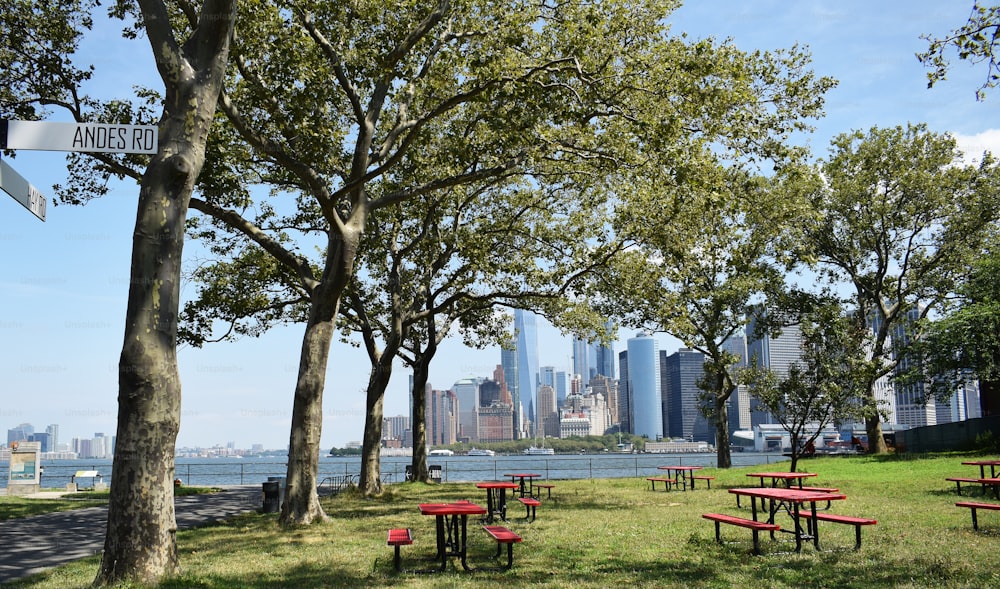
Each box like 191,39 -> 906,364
919,2 -> 1000,99
805,124 -> 1000,431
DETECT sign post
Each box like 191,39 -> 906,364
6,441 -> 42,496
0,157 -> 46,221
0,119 -> 158,221
2,119 -> 158,154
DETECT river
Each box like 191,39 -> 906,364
2,452 -> 788,490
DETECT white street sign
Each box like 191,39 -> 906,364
2,119 -> 158,154
0,158 -> 46,221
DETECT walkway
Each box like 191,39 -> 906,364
0,485 -> 261,585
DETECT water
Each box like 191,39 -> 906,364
1,453 -> 787,489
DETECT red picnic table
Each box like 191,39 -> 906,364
418,502 -> 488,571
476,481 -> 519,523
657,465 -> 703,491
728,487 -> 848,553
504,473 -> 541,498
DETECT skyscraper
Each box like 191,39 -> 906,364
662,348 -> 712,442
452,377 -> 481,443
618,350 -> 632,433
514,309 -> 540,435
626,332 -> 662,438
746,312 -> 804,427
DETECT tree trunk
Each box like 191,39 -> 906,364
359,360 -> 392,495
281,228 -> 362,524
865,413 -> 887,454
96,2 -> 235,585
409,352 -> 434,482
714,395 -> 732,469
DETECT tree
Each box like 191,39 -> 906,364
179,0 -> 670,517
804,124 -> 1000,454
919,2 -> 1000,99
908,246 -> 1000,416
740,296 -> 866,472
605,164 -> 823,468
1,0 -> 236,583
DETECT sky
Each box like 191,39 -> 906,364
3,1 -> 1000,451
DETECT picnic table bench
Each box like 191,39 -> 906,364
945,477 -> 982,495
517,496 -> 541,522
386,528 -> 414,572
481,525 -> 522,570
646,477 -> 674,491
691,475 -> 715,489
955,501 -> 1000,530
533,483 -> 555,498
702,513 -> 780,555
795,512 -> 877,550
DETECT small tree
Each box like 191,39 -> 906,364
741,297 -> 867,471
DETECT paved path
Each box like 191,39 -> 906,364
0,485 -> 261,585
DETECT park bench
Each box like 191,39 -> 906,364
795,512 -> 877,550
386,528 -> 414,572
702,513 -> 780,555
691,475 -> 715,489
646,477 -> 674,491
481,525 -> 522,570
518,496 -> 541,522
946,477 -> 982,496
955,501 -> 1000,531
533,483 -> 555,498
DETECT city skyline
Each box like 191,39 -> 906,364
3,2 -> 1000,449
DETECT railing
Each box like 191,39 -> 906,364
6,453 -> 787,489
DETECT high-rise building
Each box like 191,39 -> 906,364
383,415 -> 409,443
618,350 -> 632,433
537,384 -> 559,437
626,332 -> 662,439
589,374 -> 619,428
45,424 -> 59,452
662,348 -> 713,443
555,370 -> 569,407
514,309 -> 539,435
721,334 -> 752,433
452,377 -> 481,443
426,389 -> 458,446
7,423 -> 33,445
891,306 -> 937,427
746,312 -> 804,427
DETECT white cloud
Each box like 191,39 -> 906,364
953,129 -> 1000,164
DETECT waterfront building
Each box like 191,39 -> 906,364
426,388 -> 459,446
662,348 -> 713,443
452,377 -> 481,443
537,384 -> 559,438
7,423 -> 33,445
559,412 -> 591,437
746,312 -> 804,427
514,309 -> 540,428
626,332 -> 662,439
618,349 -> 632,434
588,374 -> 619,429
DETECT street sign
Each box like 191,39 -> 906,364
1,119 -> 158,154
0,158 -> 46,221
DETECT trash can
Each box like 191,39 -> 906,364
262,481 -> 280,513
267,476 -> 286,507
429,464 -> 442,481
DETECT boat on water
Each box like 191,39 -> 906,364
466,448 -> 495,457
523,446 -> 555,456
429,449 -> 455,456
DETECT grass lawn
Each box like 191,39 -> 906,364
5,453 -> 1000,588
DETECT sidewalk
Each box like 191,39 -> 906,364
0,485 -> 261,585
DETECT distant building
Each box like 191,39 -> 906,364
662,348 -> 712,443
626,332 -> 661,439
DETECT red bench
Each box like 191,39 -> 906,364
956,501 -> 1000,530
482,525 -> 522,570
702,513 -> 780,555
518,496 -> 541,522
795,512 -> 877,550
691,475 -> 715,489
533,483 -> 555,498
646,477 -> 674,491
386,528 -> 413,572
946,477 -> 983,496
